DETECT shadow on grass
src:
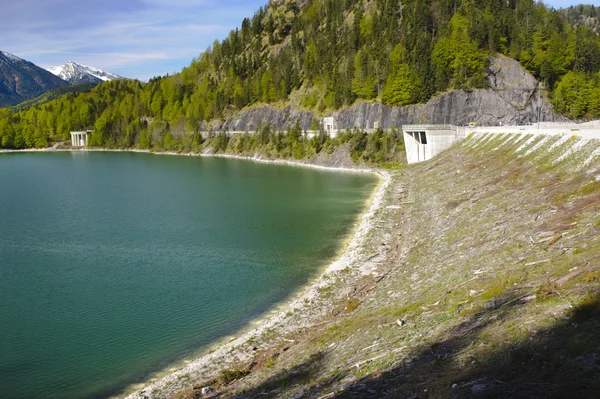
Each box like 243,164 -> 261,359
334,292 -> 600,399
231,291 -> 600,399
234,351 -> 327,398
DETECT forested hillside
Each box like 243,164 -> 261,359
2,0 -> 600,150
562,4 -> 600,33
0,51 -> 68,108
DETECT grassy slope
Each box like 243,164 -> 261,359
144,134 -> 600,399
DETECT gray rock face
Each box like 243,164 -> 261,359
217,104 -> 315,131
213,55 -> 566,131
487,54 -> 538,108
333,55 -> 565,129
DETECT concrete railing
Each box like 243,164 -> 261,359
403,124 -> 457,131
199,128 -> 384,139
462,123 -> 600,139
199,122 -> 600,141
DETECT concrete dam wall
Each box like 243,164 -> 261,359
402,122 -> 600,164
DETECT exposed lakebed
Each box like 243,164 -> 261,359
0,152 -> 378,399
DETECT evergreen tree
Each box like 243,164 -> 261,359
5,0 -> 600,151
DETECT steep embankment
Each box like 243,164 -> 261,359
217,55 -> 564,132
127,134 -> 600,399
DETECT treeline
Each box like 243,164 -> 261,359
2,0 -> 600,150
206,124 -> 405,166
562,4 -> 600,34
9,83 -> 97,112
0,80 -> 146,149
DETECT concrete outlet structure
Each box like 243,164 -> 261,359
402,122 -> 600,164
402,125 -> 465,164
70,131 -> 92,147
322,117 -> 338,136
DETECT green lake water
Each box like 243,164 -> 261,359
0,152 -> 378,399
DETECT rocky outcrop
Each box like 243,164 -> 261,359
333,55 -> 565,129
216,104 -> 315,131
213,54 -> 566,131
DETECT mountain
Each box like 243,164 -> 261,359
10,82 -> 97,112
3,0 -> 600,150
0,50 -> 68,107
46,61 -> 123,84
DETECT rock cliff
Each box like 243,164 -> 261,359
213,55 -> 565,131
217,104 -> 314,132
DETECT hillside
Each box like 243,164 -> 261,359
216,54 -> 564,132
562,4 -> 600,33
124,133 -> 600,399
9,83 -> 97,112
0,50 -> 68,107
2,0 -> 600,150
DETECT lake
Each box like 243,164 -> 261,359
0,152 -> 378,399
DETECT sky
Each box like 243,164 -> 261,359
1,0 -> 266,81
546,0 -> 600,6
1,0 -> 600,81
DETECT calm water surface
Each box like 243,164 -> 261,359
0,152 -> 378,399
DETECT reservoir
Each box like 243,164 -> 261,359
0,152 -> 378,399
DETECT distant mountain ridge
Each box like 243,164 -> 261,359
47,61 -> 122,84
0,50 -> 68,107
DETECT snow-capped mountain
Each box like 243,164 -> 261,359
0,50 -> 68,107
1,50 -> 24,63
47,61 -> 123,84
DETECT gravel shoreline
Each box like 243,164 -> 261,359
115,152 -> 391,398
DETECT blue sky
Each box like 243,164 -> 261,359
1,0 -> 266,81
0,0 -> 598,81
545,0 -> 600,7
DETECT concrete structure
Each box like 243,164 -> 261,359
322,117 -> 338,136
70,130 -> 92,147
465,122 -> 600,139
402,125 -> 464,164
403,122 -> 600,164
